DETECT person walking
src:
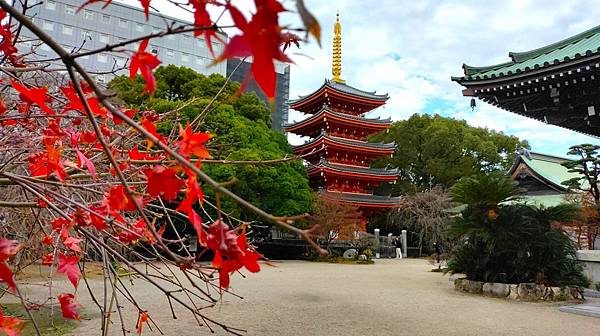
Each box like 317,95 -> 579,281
394,237 -> 403,259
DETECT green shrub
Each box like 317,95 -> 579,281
446,173 -> 589,287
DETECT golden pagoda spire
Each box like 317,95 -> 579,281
331,11 -> 345,83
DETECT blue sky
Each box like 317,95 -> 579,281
122,0 -> 600,156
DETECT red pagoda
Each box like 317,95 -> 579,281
285,13 -> 401,230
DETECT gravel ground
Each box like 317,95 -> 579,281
15,258 -> 600,335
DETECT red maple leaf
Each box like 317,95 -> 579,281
57,293 -> 80,320
128,145 -> 160,161
176,125 -> 212,159
57,254 -> 81,289
28,138 -> 68,181
217,1 -> 291,99
112,108 -> 137,125
189,0 -> 224,57
76,150 -> 97,180
104,185 -> 140,212
89,205 -> 109,231
0,263 -> 16,293
80,131 -> 98,144
11,81 -> 54,115
0,99 -> 7,116
176,175 -> 207,245
0,310 -> 25,336
136,311 -> 149,335
41,253 -> 54,266
130,39 -> 161,95
139,0 -> 151,19
206,222 -> 261,289
145,165 -> 184,201
51,217 -> 72,236
0,239 -> 21,262
41,235 -> 54,246
60,83 -> 107,117
0,11 -> 23,68
63,236 -> 83,253
140,117 -> 164,148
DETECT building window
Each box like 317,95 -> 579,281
96,74 -> 106,84
115,57 -> 126,67
101,15 -> 110,24
136,23 -> 145,32
119,18 -> 128,28
46,1 -> 56,10
150,45 -> 159,54
42,21 -> 54,31
62,25 -> 73,36
65,5 -> 75,15
196,57 -> 203,65
166,50 -> 174,58
99,34 -> 109,44
97,54 -> 107,63
81,30 -> 92,40
84,10 -> 94,20
181,54 -> 189,62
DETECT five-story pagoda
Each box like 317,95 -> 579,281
285,13 -> 401,231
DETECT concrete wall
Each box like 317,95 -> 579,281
577,250 -> 600,284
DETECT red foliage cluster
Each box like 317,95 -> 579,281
0,0 -> 320,332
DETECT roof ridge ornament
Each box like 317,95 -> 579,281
332,11 -> 345,83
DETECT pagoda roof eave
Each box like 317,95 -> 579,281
292,131 -> 396,153
284,107 -> 392,134
451,24 -> 600,83
320,191 -> 403,208
308,160 -> 399,179
289,79 -> 389,109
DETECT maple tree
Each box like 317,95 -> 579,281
0,0 -> 321,335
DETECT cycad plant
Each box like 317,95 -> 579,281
446,173 -> 589,287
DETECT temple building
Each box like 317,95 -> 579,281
285,14 -> 402,230
508,149 -> 580,206
452,24 -> 600,136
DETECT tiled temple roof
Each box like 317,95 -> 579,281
452,24 -> 600,83
320,190 -> 403,205
293,131 -> 396,151
290,79 -> 389,105
284,106 -> 392,131
309,159 -> 399,176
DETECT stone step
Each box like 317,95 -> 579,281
559,301 -> 600,318
583,289 -> 600,298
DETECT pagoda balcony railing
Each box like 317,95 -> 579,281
326,185 -> 373,194
327,158 -> 369,167
328,131 -> 366,141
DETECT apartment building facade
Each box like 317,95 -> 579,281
17,0 -> 291,131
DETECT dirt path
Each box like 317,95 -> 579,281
16,258 -> 600,335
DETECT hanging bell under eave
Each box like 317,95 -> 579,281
470,98 -> 476,111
